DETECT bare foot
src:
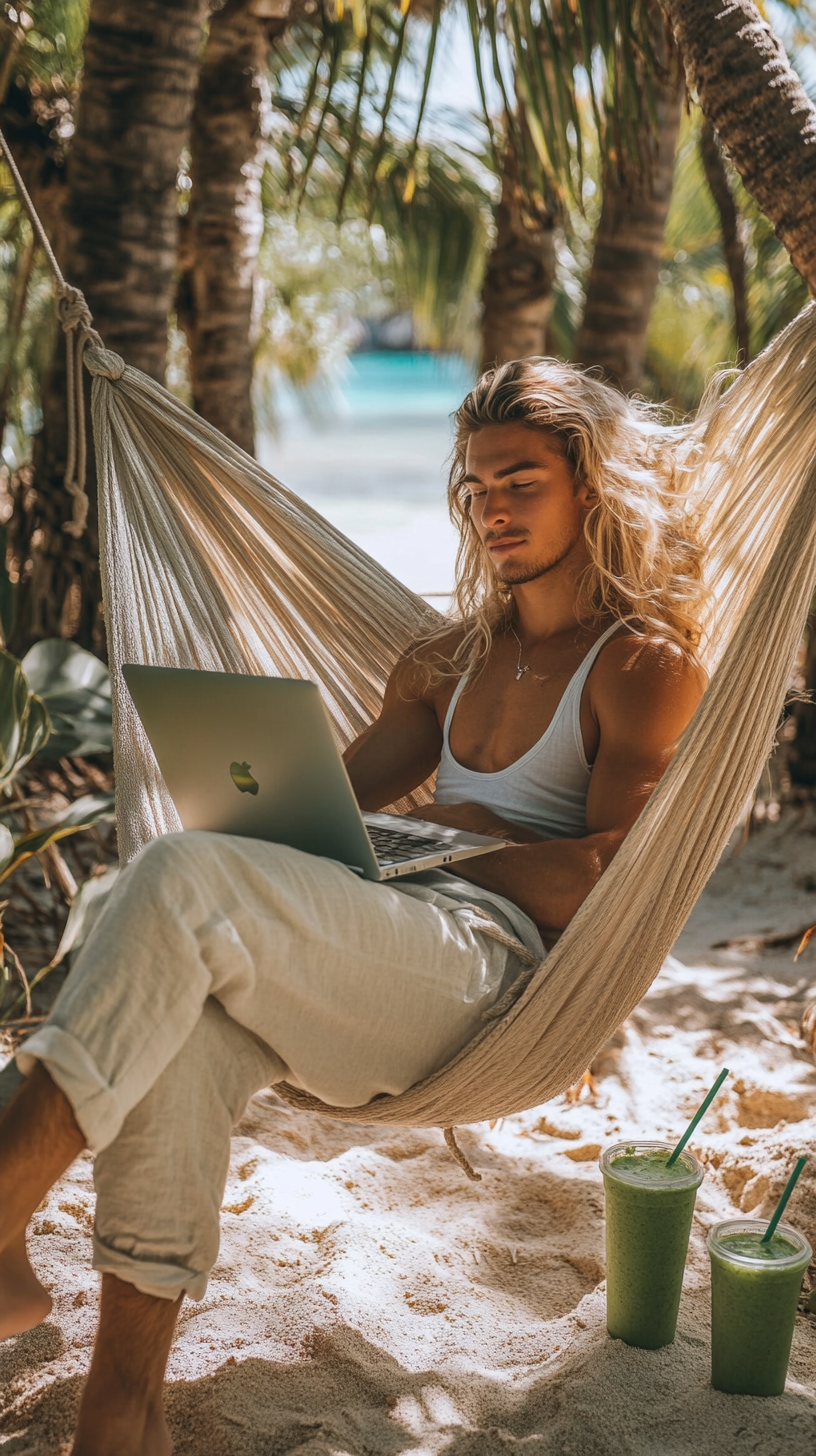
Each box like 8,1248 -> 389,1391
71,1397 -> 172,1455
144,1404 -> 173,1456
72,1274 -> 181,1455
0,1231 -> 52,1339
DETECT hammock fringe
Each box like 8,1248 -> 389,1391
443,1127 -> 482,1183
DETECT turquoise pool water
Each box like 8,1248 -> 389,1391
258,352 -> 474,599
339,353 -> 475,419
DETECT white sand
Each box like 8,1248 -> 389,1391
2,811 -> 816,1453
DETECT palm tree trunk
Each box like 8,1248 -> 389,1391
9,0 -> 209,654
698,117 -> 750,364
480,133 -> 559,370
665,0 -> 816,293
573,18 -> 684,392
66,0 -> 210,378
178,0 -> 292,456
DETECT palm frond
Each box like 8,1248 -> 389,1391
367,1 -> 412,206
403,0 -> 443,202
642,107 -> 808,411
279,0 -> 663,211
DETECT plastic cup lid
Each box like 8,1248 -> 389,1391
599,1139 -> 704,1190
707,1217 -> 812,1268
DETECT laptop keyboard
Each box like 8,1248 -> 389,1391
366,823 -> 458,866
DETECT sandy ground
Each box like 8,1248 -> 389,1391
2,809 -> 816,1454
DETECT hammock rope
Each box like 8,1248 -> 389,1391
0,125 -> 99,537
4,124 -> 816,1132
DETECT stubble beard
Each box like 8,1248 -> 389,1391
490,530 -> 582,587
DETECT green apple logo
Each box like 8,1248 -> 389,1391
230,761 -> 259,795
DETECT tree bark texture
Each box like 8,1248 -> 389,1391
573,18 -> 684,393
9,0 -> 209,654
177,0 -> 294,455
66,0 -> 210,377
480,137 -> 559,370
698,117 -> 750,363
666,0 -> 816,294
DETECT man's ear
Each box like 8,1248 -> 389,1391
575,476 -> 597,509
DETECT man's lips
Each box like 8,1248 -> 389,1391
487,537 -> 527,554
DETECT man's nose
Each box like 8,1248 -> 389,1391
476,486 -> 510,528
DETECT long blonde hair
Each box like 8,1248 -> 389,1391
416,357 -> 708,687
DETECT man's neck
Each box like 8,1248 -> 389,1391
509,549 -> 591,643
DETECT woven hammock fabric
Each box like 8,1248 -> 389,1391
87,304 -> 816,1129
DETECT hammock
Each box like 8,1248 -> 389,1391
4,130 -> 816,1136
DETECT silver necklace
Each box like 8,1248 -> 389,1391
508,624 -> 550,683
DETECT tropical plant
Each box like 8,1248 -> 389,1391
20,635 -> 111,757
279,0 -> 666,374
0,637 -> 114,1023
643,108 -> 808,411
0,789 -> 114,887
269,12 -> 494,350
0,641 -> 49,790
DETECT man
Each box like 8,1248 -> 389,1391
0,358 -> 706,1454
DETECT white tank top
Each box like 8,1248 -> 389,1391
434,620 -> 627,838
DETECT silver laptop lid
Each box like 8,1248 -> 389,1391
122,665 -> 504,881
122,665 -> 382,876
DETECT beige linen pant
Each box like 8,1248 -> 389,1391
17,831 -> 530,1301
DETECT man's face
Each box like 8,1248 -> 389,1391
463,422 -> 593,586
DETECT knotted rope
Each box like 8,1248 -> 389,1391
0,125 -> 101,536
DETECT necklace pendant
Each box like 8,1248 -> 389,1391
515,666 -> 527,681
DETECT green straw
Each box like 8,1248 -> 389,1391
761,1156 -> 808,1243
665,1067 -> 729,1167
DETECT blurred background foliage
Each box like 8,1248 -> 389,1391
644,113 -> 809,411
1,0 -> 815,453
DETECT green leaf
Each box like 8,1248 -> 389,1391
0,864 -> 120,1025
21,638 -> 112,759
0,792 -> 116,884
0,647 -> 51,791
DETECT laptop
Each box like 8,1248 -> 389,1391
122,665 -> 506,882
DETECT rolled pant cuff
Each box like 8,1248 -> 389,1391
16,1025 -> 128,1153
93,1233 -> 208,1302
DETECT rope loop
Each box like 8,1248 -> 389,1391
57,284 -> 99,340
56,283 -> 105,539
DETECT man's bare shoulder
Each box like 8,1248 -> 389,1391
588,628 -> 707,735
391,625 -> 468,703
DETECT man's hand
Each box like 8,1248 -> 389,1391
406,801 -> 542,844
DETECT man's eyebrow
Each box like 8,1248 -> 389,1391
462,459 -> 548,485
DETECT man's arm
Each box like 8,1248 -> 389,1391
408,637 -> 706,937
343,649 -> 445,809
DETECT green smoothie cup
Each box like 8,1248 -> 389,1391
707,1218 -> 812,1396
600,1140 -> 705,1349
